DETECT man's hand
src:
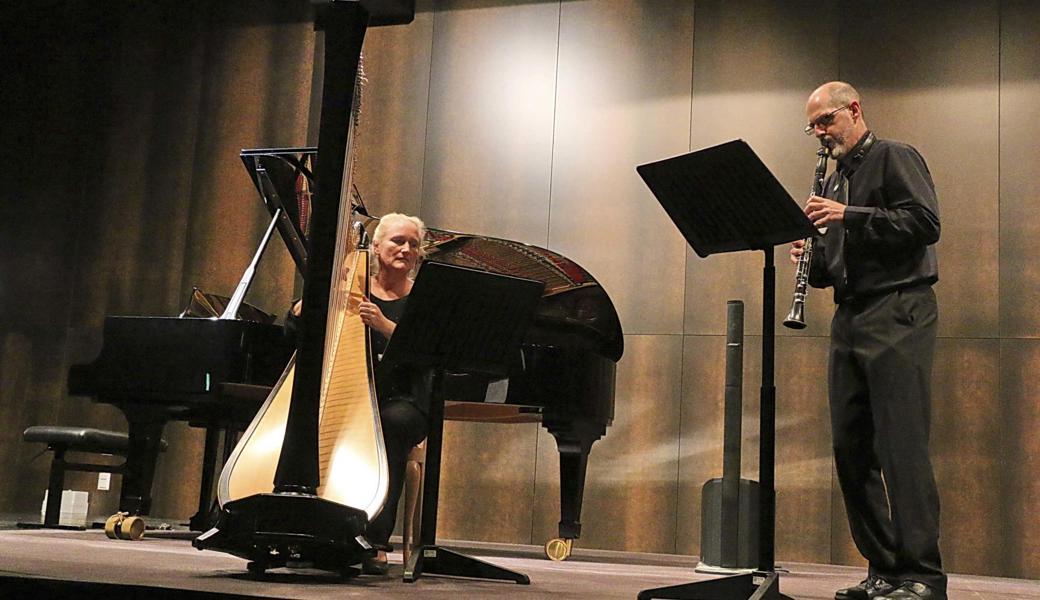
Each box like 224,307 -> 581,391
789,239 -> 805,265
805,195 -> 845,227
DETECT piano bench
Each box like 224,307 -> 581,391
21,426 -> 167,528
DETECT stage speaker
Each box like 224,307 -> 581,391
699,477 -> 760,570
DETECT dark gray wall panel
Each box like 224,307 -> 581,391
548,0 -> 693,336
355,2 -> 434,218
840,0 -> 1000,338
686,1 -> 840,336
421,1 -> 560,245
999,1 -> 1040,338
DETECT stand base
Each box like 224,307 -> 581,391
694,562 -> 755,575
403,545 -> 529,584
16,522 -> 86,532
638,571 -> 792,600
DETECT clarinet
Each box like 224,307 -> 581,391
782,146 -> 830,330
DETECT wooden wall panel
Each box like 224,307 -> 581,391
930,339 -> 1003,576
675,334 -> 731,556
999,340 -> 1040,578
548,0 -> 693,336
420,0 -> 559,245
532,335 -> 683,553
840,0 -> 1000,339
999,1 -> 1040,338
686,1 -> 840,336
436,421 -> 540,543
772,335 -> 832,563
676,334 -> 831,562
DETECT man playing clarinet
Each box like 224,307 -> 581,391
791,81 -> 946,600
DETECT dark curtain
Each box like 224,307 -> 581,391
0,0 -> 315,518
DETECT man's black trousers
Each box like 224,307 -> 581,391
829,284 -> 945,593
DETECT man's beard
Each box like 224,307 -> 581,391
823,134 -> 848,158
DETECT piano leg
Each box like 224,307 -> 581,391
120,412 -> 167,516
188,425 -> 222,531
545,418 -> 605,558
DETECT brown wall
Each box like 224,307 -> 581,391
1,0 -> 1037,580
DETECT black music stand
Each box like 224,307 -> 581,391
634,140 -> 815,600
379,261 -> 544,585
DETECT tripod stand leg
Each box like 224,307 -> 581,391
403,545 -> 529,584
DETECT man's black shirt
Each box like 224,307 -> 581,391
809,132 -> 940,303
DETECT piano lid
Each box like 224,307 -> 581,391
240,147 -> 315,273
422,229 -> 624,363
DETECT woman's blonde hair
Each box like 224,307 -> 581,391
370,212 -> 427,276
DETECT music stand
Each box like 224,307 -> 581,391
634,140 -> 815,600
379,261 -> 544,585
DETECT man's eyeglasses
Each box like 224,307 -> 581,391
804,105 -> 849,135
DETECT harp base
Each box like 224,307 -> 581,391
193,493 -> 373,577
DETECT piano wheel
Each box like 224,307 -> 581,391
544,537 -> 573,561
104,512 -> 145,540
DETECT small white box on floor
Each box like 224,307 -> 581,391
41,489 -> 89,526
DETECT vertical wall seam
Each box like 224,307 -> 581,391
830,0 -> 844,566
996,0 -> 1002,338
418,6 -> 436,221
545,1 -> 563,250
673,1 -> 696,557
995,0 -> 1004,557
529,0 -> 564,548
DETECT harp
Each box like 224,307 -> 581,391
193,0 -> 413,576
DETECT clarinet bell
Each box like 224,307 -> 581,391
783,302 -> 807,329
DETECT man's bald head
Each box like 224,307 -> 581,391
812,81 -> 860,110
806,81 -> 868,158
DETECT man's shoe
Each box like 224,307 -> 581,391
836,575 -> 897,600
876,581 -> 946,600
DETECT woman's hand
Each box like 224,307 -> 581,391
359,298 -> 396,338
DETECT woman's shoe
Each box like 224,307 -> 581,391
361,551 -> 389,576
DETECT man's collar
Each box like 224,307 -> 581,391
837,130 -> 876,175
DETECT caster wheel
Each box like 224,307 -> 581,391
104,512 -> 144,540
120,515 -> 145,540
104,513 -> 123,539
545,537 -> 573,561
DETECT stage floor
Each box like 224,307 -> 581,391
0,525 -> 1036,599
